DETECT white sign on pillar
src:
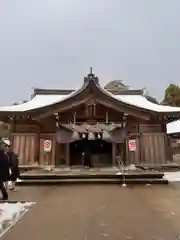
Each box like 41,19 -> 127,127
44,140 -> 52,153
128,139 -> 136,151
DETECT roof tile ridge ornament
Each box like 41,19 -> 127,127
32,88 -> 74,96
83,67 -> 99,85
107,89 -> 144,95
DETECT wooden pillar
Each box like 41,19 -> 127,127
55,142 -> 59,166
139,134 -> 142,164
65,143 -> 70,166
165,135 -> 173,163
9,117 -> 15,148
36,124 -> 40,164
125,138 -> 129,166
51,138 -> 56,166
112,143 -> 116,166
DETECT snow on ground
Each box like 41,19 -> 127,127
0,202 -> 35,238
116,164 -> 137,175
14,178 -> 23,183
116,172 -> 123,175
164,171 -> 180,182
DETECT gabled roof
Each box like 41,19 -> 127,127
1,71 -> 180,115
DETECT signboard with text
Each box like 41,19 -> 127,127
43,140 -> 52,153
128,139 -> 136,151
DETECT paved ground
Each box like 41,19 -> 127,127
4,184 -> 180,240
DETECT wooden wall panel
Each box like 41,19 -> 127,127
140,133 -> 166,166
39,134 -> 56,165
55,143 -> 66,166
126,123 -> 138,133
19,135 -> 25,164
166,136 -> 173,162
12,135 -> 21,163
40,116 -> 56,133
139,124 -> 162,133
15,124 -> 39,133
12,134 -> 37,165
24,137 -> 29,164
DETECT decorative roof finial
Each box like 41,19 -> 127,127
90,66 -> 93,74
84,67 -> 99,85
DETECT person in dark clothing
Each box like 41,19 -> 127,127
0,147 -> 9,200
84,146 -> 91,168
6,149 -> 19,191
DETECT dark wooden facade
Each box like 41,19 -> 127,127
0,72 -> 175,167
9,116 -> 169,166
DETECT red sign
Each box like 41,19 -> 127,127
44,140 -> 52,152
128,139 -> 136,151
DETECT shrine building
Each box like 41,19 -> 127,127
0,70 -> 179,167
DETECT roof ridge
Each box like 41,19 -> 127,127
33,88 -> 75,96
105,89 -> 144,95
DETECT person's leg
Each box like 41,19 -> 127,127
89,157 -> 92,168
9,181 -> 16,190
4,181 -> 8,190
0,181 -> 8,200
84,156 -> 87,167
87,156 -> 91,168
86,156 -> 89,167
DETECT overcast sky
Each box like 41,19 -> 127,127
0,0 -> 180,105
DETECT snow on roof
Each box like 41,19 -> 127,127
166,120 -> 180,134
114,95 -> 180,113
101,86 -> 180,113
1,80 -> 180,113
0,94 -> 70,112
1,92 -> 180,114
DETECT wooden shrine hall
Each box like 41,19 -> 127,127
0,70 -> 180,167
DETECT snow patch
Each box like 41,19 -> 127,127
15,178 -> 23,183
44,166 -> 53,172
122,183 -> 127,187
0,202 -> 35,238
6,178 -> 23,185
116,172 -> 123,175
164,171 -> 180,182
124,164 -> 137,171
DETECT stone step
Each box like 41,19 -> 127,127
20,172 -> 164,180
16,178 -> 168,185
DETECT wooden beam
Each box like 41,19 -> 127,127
33,98 -> 91,120
11,133 -> 38,136
96,99 -> 150,120
33,96 -> 150,121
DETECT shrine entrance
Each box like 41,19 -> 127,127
70,139 -> 112,167
56,122 -> 127,167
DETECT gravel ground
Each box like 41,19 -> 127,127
3,184 -> 180,240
